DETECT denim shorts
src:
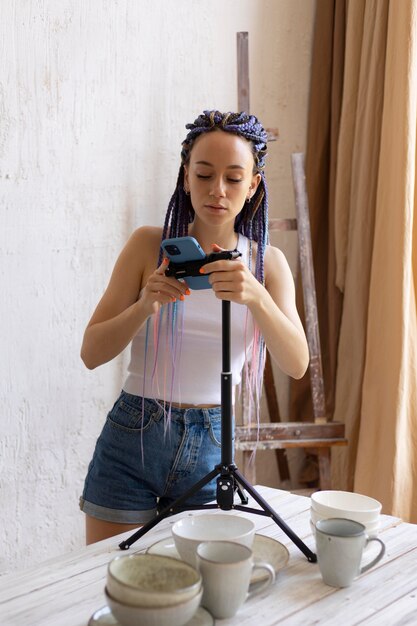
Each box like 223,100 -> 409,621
79,391 -> 223,524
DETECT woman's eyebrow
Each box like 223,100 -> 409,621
195,160 -> 245,170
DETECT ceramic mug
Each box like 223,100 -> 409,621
315,518 -> 385,588
196,540 -> 275,619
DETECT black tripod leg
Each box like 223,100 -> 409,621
119,466 -> 220,550
232,467 -> 317,562
235,482 -> 249,505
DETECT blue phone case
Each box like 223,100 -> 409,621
161,236 -> 211,290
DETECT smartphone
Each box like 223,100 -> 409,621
161,236 -> 211,290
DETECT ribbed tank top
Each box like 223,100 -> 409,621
123,233 -> 255,405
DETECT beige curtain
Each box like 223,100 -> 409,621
324,0 -> 417,522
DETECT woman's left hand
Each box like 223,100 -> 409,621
202,242 -> 309,379
201,243 -> 262,306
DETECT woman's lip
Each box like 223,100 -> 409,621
205,204 -> 227,209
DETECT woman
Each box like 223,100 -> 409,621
79,110 -> 309,544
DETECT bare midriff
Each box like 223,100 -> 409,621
162,400 -> 220,409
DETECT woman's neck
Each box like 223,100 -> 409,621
188,223 -> 239,254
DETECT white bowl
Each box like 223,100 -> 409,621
107,554 -> 201,607
311,490 -> 381,524
172,514 -> 255,567
105,586 -> 203,626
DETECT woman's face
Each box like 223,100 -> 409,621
184,130 -> 261,228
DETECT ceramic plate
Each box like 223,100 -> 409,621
147,533 -> 289,584
88,606 -> 118,626
88,605 -> 214,626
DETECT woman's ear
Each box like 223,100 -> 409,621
252,172 -> 261,190
249,173 -> 261,198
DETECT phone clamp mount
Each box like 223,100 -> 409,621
165,249 -> 242,279
119,256 -> 317,563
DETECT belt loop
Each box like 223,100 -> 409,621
151,398 -> 165,422
203,409 -> 210,429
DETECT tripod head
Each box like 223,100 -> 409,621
165,249 -> 242,280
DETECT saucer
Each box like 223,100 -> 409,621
88,605 -> 214,625
147,533 -> 289,584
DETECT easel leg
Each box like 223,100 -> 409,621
317,447 -> 331,489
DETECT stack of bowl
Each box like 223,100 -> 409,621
310,490 -> 382,538
105,553 -> 203,626
172,513 -> 256,567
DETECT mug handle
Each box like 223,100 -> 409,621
360,537 -> 385,574
247,561 -> 275,598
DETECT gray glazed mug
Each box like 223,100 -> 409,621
315,518 -> 385,588
196,540 -> 275,619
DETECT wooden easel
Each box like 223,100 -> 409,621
234,32 -> 347,489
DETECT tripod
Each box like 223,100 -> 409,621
119,300 -> 316,563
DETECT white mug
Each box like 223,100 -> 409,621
315,518 -> 385,587
196,540 -> 275,619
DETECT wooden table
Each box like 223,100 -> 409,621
1,486 -> 417,625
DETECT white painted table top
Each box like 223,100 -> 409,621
1,486 -> 416,626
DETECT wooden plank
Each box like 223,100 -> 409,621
237,438 -> 348,451
237,32 -> 250,112
265,128 -> 279,142
269,217 -> 297,231
235,422 -> 346,441
317,447 -> 331,489
236,32 -> 278,139
357,590 -> 417,625
291,152 -> 327,421
277,549 -> 417,626
263,350 -> 291,481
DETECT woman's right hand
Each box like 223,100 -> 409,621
139,258 -> 190,317
80,227 -> 189,370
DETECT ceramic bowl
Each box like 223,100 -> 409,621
105,586 -> 203,626
172,513 -> 255,567
107,554 -> 201,607
311,490 -> 381,524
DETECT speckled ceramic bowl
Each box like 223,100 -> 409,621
107,554 -> 201,607
105,586 -> 203,626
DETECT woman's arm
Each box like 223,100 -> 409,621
203,244 -> 309,379
249,245 -> 309,379
80,226 -> 188,369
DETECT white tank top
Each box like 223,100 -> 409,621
123,233 -> 255,405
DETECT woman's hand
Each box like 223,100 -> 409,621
202,242 -> 309,379
140,258 -> 190,316
80,226 -> 190,370
201,244 -> 262,306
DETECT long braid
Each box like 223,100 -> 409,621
159,110 -> 270,427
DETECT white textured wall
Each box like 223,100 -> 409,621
0,0 -> 315,574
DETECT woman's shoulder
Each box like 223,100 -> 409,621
118,226 -> 163,272
264,243 -> 288,265
264,244 -> 292,283
130,225 -> 163,245
126,225 -> 163,255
